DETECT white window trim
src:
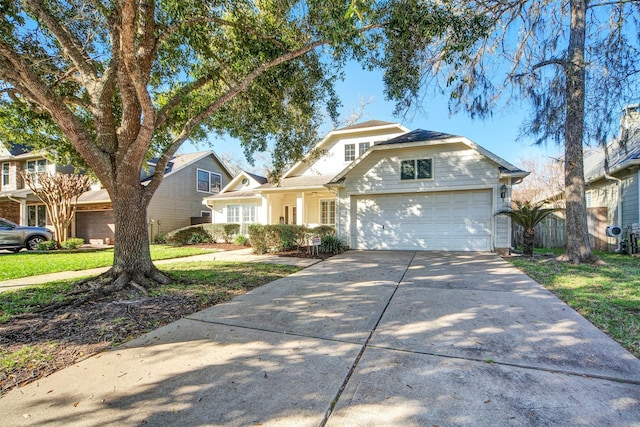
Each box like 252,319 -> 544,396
399,157 -> 434,182
319,199 -> 336,226
358,142 -> 370,156
344,144 -> 356,162
196,168 -> 222,194
1,162 -> 9,186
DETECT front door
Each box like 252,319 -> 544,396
284,205 -> 297,225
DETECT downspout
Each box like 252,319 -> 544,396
604,173 -> 623,252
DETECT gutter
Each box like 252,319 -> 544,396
604,173 -> 623,252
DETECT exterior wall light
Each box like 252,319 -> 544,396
500,184 -> 508,199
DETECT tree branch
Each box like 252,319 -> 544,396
24,0 -> 98,82
588,0 -> 640,8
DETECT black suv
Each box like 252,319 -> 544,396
0,218 -> 53,252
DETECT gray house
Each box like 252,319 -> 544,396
76,151 -> 234,243
583,106 -> 640,251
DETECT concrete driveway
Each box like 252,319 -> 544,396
1,251 -> 639,426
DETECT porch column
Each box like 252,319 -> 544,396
296,193 -> 303,225
19,200 -> 27,226
261,195 -> 269,224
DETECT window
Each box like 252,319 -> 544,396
227,204 -> 256,234
227,205 -> 240,223
400,158 -> 433,180
201,210 -> 211,218
344,144 -> 356,161
320,199 -> 336,225
25,159 -> 48,185
26,159 -> 48,174
243,205 -> 256,224
585,191 -> 593,208
359,142 -> 370,155
1,163 -> 9,186
197,169 -> 222,193
27,205 -> 46,227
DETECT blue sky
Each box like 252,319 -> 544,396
182,61 -> 562,174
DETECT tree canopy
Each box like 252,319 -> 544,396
0,0 -> 487,288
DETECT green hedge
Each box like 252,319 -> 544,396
248,224 -> 342,254
165,223 -> 241,245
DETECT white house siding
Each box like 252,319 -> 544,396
342,145 -> 497,195
302,129 -> 406,177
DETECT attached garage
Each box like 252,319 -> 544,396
353,189 -> 492,251
75,210 -> 115,244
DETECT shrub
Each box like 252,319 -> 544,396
36,240 -> 58,251
234,234 -> 249,246
222,224 -> 241,243
166,226 -> 213,246
319,235 -> 346,255
309,225 -> 335,238
247,224 -> 307,254
60,238 -> 84,250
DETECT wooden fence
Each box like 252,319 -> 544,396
511,207 -> 611,251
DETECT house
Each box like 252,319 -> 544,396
0,144 -> 75,228
0,145 -> 233,243
75,151 -> 234,243
205,120 -> 528,253
583,105 -> 640,251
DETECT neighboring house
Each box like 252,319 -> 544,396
75,151 -> 233,243
0,144 -> 233,243
205,120 -> 528,253
0,144 -> 74,231
583,106 -> 640,251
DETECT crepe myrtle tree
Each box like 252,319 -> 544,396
413,0 -> 640,263
0,0 -> 487,291
21,171 -> 92,244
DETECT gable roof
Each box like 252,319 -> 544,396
338,120 -> 398,131
584,130 -> 640,182
376,129 -> 458,145
282,121 -> 410,179
328,129 -> 528,185
142,150 -> 234,182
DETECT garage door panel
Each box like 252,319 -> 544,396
355,190 -> 491,251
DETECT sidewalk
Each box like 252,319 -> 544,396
0,248 -> 320,293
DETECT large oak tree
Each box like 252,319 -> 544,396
0,0 -> 485,289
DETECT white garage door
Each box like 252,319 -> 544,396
354,190 -> 492,251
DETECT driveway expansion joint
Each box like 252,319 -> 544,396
319,251 -> 418,427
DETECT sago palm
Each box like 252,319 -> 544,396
496,201 -> 559,256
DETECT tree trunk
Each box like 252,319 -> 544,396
523,227 -> 535,256
563,0 -> 596,264
105,169 -> 171,288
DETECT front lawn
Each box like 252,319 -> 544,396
0,245 -> 217,281
506,251 -> 640,358
0,260 -> 302,395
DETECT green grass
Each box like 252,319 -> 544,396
0,245 -> 217,281
507,251 -> 640,358
0,261 -> 300,323
0,344 -> 55,372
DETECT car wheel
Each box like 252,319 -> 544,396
26,236 -> 46,250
